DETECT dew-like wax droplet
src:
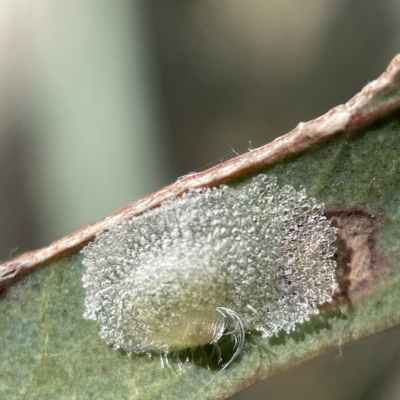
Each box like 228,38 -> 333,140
81,174 -> 338,356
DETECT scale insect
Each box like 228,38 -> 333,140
81,174 -> 338,369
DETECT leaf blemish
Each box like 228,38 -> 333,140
0,284 -> 8,300
325,209 -> 387,303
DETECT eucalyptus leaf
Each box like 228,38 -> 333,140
1,56 -> 400,400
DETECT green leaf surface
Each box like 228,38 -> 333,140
2,92 -> 400,399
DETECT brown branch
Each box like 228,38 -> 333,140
1,54 -> 400,285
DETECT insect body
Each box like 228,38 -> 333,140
81,174 -> 337,364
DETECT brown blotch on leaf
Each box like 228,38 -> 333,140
325,208 -> 387,304
0,284 -> 8,300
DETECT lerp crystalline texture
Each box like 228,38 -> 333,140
81,174 -> 338,355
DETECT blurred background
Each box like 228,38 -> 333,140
0,0 -> 400,399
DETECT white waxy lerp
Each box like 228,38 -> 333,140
81,174 -> 338,360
